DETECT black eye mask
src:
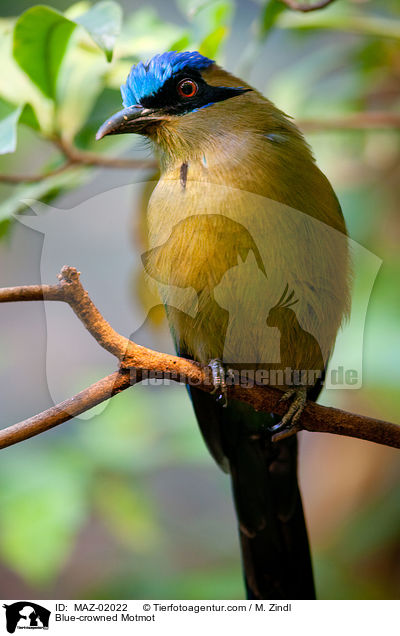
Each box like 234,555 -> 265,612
140,67 -> 251,115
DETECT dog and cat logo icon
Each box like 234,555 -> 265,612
2,602 -> 50,633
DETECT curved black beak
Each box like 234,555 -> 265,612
96,105 -> 154,140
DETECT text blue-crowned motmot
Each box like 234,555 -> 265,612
97,51 -> 351,600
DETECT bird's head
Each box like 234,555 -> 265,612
96,51 -> 253,152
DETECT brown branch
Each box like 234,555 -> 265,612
280,0 -> 337,12
0,161 -> 73,184
0,371 -> 132,449
0,266 -> 399,451
0,268 -> 203,380
0,139 -> 157,185
298,112 -> 400,132
55,138 -> 157,171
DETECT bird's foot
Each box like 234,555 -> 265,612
208,359 -> 232,408
269,387 -> 307,442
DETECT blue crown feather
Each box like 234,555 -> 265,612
121,51 -> 214,107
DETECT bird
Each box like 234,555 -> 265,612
97,51 -> 351,599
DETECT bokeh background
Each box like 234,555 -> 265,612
0,0 -> 399,599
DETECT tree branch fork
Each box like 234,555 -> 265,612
0,266 -> 399,451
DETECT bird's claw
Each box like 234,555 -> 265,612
209,359 -> 230,407
270,387 -> 307,442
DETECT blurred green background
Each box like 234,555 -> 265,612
0,0 -> 399,600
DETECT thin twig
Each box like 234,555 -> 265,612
0,139 -> 157,185
0,161 -> 73,184
56,138 -> 157,171
0,371 -> 132,449
0,267 -> 399,451
278,12 -> 400,40
280,0 -> 337,12
298,112 -> 400,132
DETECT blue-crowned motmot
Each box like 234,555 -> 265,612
97,51 -> 351,599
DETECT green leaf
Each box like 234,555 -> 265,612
0,219 -> 11,241
191,0 -> 233,31
199,25 -> 228,58
64,1 -> 91,20
0,99 -> 41,155
56,44 -> 106,141
116,8 -> 184,60
176,0 -> 233,54
168,33 -> 192,52
176,0 -> 215,20
75,1 -> 123,62
19,103 -> 41,131
13,6 -> 76,99
0,97 -> 22,154
0,19 -> 54,134
259,0 -> 286,40
212,1 -> 233,28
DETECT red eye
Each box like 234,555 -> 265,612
177,79 -> 198,98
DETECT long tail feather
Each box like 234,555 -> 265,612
189,388 -> 315,600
